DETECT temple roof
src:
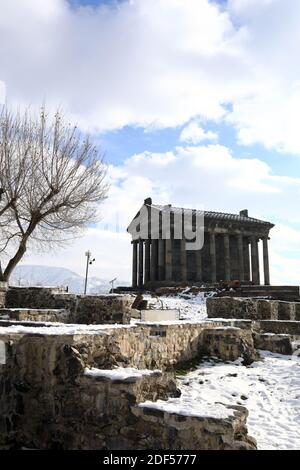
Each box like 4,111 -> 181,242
149,203 -> 274,227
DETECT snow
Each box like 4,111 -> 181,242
143,291 -> 209,322
84,367 -> 161,381
0,322 -> 135,336
174,351 -> 300,450
139,351 -> 300,448
140,399 -> 234,419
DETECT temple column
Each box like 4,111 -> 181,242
237,234 -> 244,281
144,240 -> 151,284
224,233 -> 231,281
158,239 -> 165,281
196,249 -> 202,282
165,238 -> 173,281
180,239 -> 187,283
132,240 -> 138,288
150,239 -> 158,282
263,237 -> 270,286
243,238 -> 251,282
250,236 -> 259,284
138,239 -> 144,287
210,232 -> 217,283
257,239 -> 261,285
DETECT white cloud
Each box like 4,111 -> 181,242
1,0 -> 300,154
226,0 -> 300,154
180,121 -> 218,145
22,143 -> 300,283
0,0 -> 248,131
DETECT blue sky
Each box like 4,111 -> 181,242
98,119 -> 300,179
1,0 -> 300,283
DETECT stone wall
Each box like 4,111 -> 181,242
253,333 -> 293,355
0,328 -> 256,450
257,320 -> 300,335
0,321 -> 258,372
216,285 -> 300,301
5,287 -> 134,324
214,318 -> 300,336
208,318 -> 300,355
201,327 -> 259,365
207,296 -> 300,321
69,322 -> 257,370
133,405 -> 256,450
0,332 -> 177,449
0,308 -> 69,323
5,287 -> 66,308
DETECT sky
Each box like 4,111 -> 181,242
1,0 -> 300,284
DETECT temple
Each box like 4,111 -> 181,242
127,198 -> 275,288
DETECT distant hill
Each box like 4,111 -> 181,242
10,265 -> 130,294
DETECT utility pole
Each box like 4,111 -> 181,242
109,277 -> 117,293
84,250 -> 95,295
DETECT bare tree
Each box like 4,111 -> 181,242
0,107 -> 108,282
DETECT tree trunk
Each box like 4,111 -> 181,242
3,241 -> 27,282
0,261 -> 4,282
2,216 -> 39,282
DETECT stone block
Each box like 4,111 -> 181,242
254,333 -> 293,355
294,303 -> 300,321
256,299 -> 278,320
207,297 -> 258,320
277,301 -> 293,320
0,308 -> 69,323
208,296 -> 300,322
5,287 -> 134,325
201,327 -> 258,364
133,404 -> 256,450
258,320 -> 300,335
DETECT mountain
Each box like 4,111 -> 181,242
9,265 -> 130,294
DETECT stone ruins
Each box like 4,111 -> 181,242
1,277 -> 300,450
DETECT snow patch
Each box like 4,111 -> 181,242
84,367 -> 161,381
143,292 -> 208,322
177,351 -> 300,450
140,399 -> 234,419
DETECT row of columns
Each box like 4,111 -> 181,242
132,233 -> 270,287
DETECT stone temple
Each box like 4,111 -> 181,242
127,198 -> 274,288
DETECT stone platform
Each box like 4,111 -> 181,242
3,287 -> 134,324
0,321 -> 257,450
215,285 -> 300,301
207,296 -> 300,355
207,296 -> 300,321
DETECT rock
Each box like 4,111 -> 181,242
254,333 -> 293,355
201,327 -> 259,365
5,287 -> 134,325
